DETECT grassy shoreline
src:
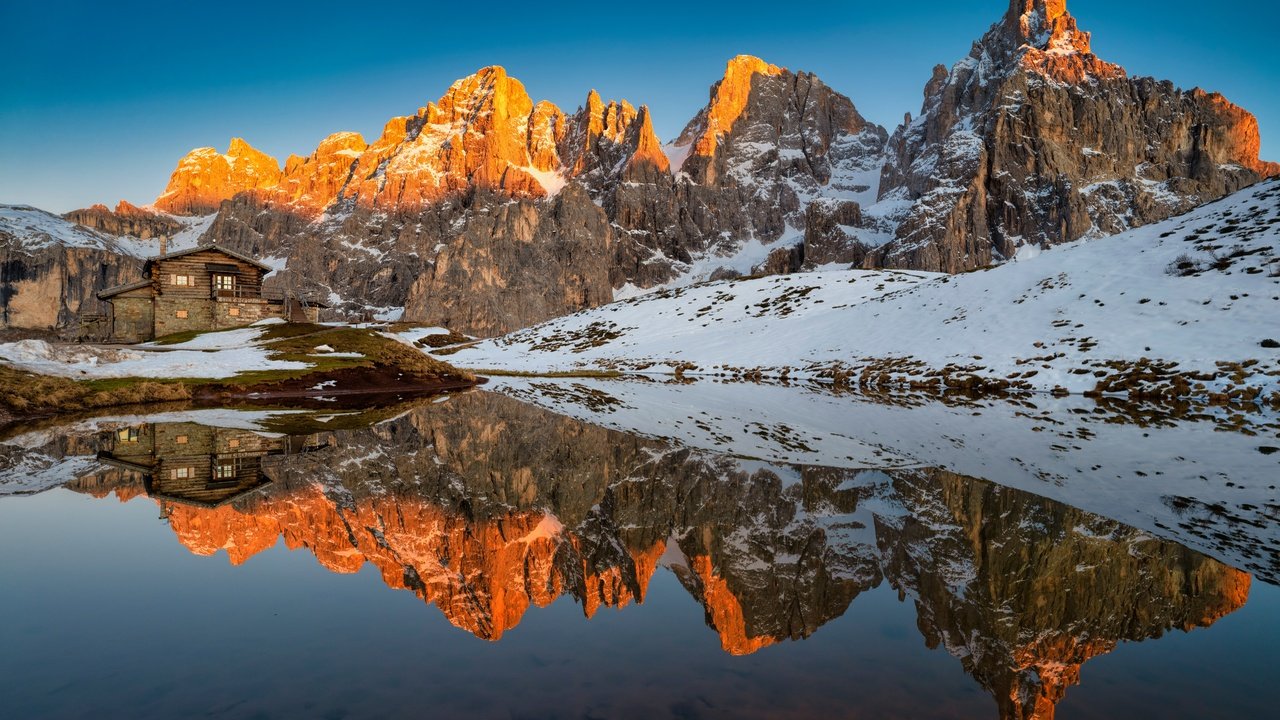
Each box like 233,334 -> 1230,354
0,324 -> 476,423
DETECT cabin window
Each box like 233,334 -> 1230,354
214,275 -> 235,291
228,306 -> 241,317
215,462 -> 237,480
175,309 -> 188,319
169,274 -> 195,287
228,438 -> 240,449
171,467 -> 192,480
117,427 -> 139,443
175,435 -> 188,445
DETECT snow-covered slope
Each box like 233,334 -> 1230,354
453,179 -> 1280,402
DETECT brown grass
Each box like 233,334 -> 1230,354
0,365 -> 191,416
260,326 -> 474,382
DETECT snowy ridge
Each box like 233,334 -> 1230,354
454,180 -> 1280,402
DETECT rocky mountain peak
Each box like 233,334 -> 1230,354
626,106 -> 670,175
872,0 -> 1274,272
1004,0 -> 1073,45
556,90 -> 662,186
982,0 -> 1122,82
353,65 -> 564,207
60,199 -> 183,242
676,55 -> 785,165
154,138 -> 282,215
429,65 -> 533,125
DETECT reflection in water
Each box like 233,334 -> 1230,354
95,422 -> 326,508
40,391 -> 1253,720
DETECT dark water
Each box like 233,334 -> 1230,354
0,388 -> 1277,720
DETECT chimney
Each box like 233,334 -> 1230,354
159,234 -> 168,257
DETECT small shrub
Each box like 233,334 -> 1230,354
1261,339 -> 1280,349
1166,254 -> 1202,276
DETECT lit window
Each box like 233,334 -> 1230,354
171,467 -> 191,480
175,435 -> 188,445
228,438 -> 240,449
117,427 -> 139,443
228,307 -> 241,317
175,309 -> 188,319
169,274 -> 194,287
215,462 -> 236,479
214,275 -> 235,291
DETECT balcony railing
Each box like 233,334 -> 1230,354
212,287 -> 263,300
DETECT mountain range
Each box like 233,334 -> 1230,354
2,0 -> 1276,336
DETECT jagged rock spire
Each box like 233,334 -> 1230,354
1001,0 -> 1092,53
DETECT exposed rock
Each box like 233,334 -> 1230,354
872,0 -> 1279,272
154,138 -> 283,215
346,66 -> 564,209
111,7 -> 1276,329
139,58 -> 890,323
278,132 -> 367,215
0,205 -> 143,333
63,201 -> 182,239
402,184 -> 614,336
802,199 -> 867,266
603,55 -> 888,286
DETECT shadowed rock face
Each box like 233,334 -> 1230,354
0,238 -> 142,331
45,390 -> 1251,718
62,201 -> 182,240
197,183 -> 614,334
872,0 -> 1278,272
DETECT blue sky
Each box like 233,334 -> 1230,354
2,0 -> 1276,212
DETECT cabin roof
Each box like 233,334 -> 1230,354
145,244 -> 275,273
97,279 -> 153,299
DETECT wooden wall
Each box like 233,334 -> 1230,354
153,250 -> 265,300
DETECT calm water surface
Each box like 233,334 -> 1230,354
1,386 -> 1277,719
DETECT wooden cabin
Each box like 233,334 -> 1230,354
97,244 -> 322,343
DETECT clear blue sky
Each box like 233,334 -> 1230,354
2,0 -> 1276,213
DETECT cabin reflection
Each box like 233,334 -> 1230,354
96,422 -> 325,508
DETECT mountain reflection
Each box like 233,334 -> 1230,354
59,391 -> 1250,720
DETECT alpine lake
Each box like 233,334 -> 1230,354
2,377 -> 1277,720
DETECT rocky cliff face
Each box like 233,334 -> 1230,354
62,201 -> 183,240
0,205 -> 144,332
872,0 -> 1279,271
608,55 -> 890,285
400,184 -> 614,335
